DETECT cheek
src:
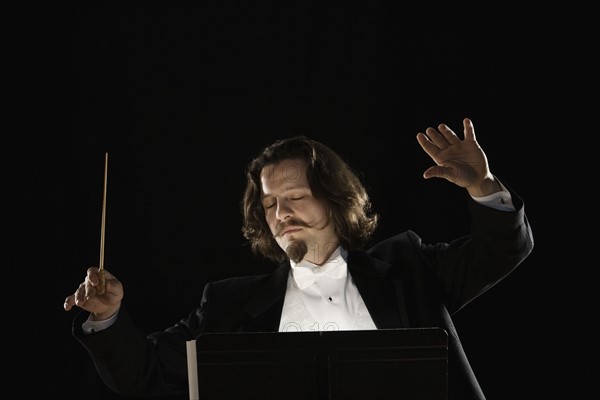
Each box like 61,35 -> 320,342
265,211 -> 278,233
308,203 -> 328,224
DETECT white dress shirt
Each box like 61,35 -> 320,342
278,246 -> 377,332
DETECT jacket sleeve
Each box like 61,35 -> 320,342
367,183 -> 533,315
71,274 -> 271,397
72,288 -> 210,397
419,185 -> 534,313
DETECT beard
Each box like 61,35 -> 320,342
285,239 -> 309,264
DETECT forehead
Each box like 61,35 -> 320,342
260,159 -> 309,194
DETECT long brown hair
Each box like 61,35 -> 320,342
241,136 -> 379,263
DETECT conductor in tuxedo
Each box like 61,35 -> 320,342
64,117 -> 534,399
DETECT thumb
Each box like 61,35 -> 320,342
423,165 -> 453,180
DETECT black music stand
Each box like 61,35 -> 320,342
189,328 -> 448,400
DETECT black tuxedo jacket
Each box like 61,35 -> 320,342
74,190 -> 533,400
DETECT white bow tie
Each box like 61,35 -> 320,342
292,262 -> 347,290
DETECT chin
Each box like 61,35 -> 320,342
285,239 -> 309,264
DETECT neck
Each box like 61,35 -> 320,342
303,242 -> 340,266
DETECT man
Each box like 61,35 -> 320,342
64,118 -> 534,399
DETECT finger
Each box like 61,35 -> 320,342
102,276 -> 122,298
416,132 -> 441,161
86,266 -> 100,287
423,126 -> 450,149
97,269 -> 106,295
84,274 -> 98,299
74,282 -> 90,308
437,123 -> 461,144
423,165 -> 455,182
64,295 -> 75,311
87,266 -> 117,285
463,117 -> 476,142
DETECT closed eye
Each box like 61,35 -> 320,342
263,194 -> 307,210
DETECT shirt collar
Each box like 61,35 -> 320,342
290,246 -> 348,289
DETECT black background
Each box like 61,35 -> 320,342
21,1 -> 595,399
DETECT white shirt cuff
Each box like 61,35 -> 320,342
81,309 -> 120,334
470,180 -> 515,212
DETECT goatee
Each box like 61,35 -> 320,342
286,240 -> 308,264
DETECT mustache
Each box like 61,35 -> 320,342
275,218 -> 311,237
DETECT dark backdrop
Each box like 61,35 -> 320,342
23,2 -> 594,399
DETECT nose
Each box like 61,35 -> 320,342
275,198 -> 293,221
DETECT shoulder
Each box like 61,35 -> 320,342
368,230 -> 425,253
201,262 -> 289,303
362,230 -> 431,268
204,273 -> 273,295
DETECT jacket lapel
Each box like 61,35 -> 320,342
238,251 -> 409,332
240,261 -> 290,332
347,250 -> 409,329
